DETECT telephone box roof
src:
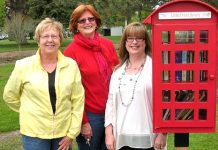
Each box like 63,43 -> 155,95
144,0 -> 218,24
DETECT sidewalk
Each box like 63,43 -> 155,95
0,130 -> 22,150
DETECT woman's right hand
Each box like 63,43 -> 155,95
105,125 -> 116,150
81,122 -> 92,141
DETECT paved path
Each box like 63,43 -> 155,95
0,130 -> 20,141
0,50 -> 36,64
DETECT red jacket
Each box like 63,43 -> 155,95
64,33 -> 119,124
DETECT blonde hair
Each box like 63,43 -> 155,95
34,18 -> 64,43
69,4 -> 101,34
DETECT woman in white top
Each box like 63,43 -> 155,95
105,22 -> 167,150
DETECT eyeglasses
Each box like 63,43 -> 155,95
77,17 -> 95,24
40,35 -> 59,40
126,37 -> 144,43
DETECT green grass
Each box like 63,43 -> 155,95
104,36 -> 121,44
0,36 -> 121,53
0,63 -> 19,132
0,40 -> 38,52
0,38 -> 71,52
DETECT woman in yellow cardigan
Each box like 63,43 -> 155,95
3,18 -> 84,150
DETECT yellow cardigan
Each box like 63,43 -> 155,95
3,50 -> 84,140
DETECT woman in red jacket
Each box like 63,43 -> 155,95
64,4 -> 119,150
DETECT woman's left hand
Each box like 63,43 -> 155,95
58,136 -> 72,150
154,133 -> 167,149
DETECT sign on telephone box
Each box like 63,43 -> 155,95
144,0 -> 218,133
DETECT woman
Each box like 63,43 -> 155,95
64,4 -> 119,150
105,22 -> 167,150
3,18 -> 84,150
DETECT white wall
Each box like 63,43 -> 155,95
110,26 -> 123,36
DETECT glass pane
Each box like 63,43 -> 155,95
199,90 -> 207,102
162,31 -> 170,44
199,109 -> 207,120
175,109 -> 194,120
162,51 -> 170,64
163,109 -> 170,120
199,70 -> 208,82
175,90 -> 194,102
200,30 -> 208,43
162,70 -> 170,82
162,90 -> 171,102
175,70 -> 194,82
200,50 -> 208,63
175,31 -> 195,44
175,50 -> 194,64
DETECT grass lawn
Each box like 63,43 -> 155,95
0,36 -> 121,53
0,38 -> 72,52
0,63 -> 19,132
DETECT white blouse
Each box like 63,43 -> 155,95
105,56 -> 156,149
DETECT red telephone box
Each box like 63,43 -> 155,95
144,0 -> 218,133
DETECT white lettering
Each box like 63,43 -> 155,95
159,12 -> 211,20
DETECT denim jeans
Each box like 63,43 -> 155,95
76,112 -> 107,150
22,135 -> 63,150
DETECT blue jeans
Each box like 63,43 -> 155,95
22,135 -> 63,150
76,112 -> 107,150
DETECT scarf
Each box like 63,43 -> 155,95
74,32 -> 113,87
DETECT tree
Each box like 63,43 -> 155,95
5,0 -> 26,19
26,0 -> 79,28
93,0 -> 170,27
202,0 -> 218,8
0,0 -> 6,28
4,0 -> 35,43
5,13 -> 34,50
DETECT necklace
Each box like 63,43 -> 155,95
118,58 -> 145,107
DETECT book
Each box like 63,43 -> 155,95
200,70 -> 208,82
175,51 -> 182,64
175,90 -> 194,102
162,90 -> 170,102
162,51 -> 169,64
182,70 -> 187,82
162,70 -> 169,82
176,109 -> 187,120
175,51 -> 182,82
200,51 -> 208,63
199,90 -> 207,102
176,109 -> 194,120
186,70 -> 190,81
163,109 -> 170,120
182,109 -> 194,120
182,51 -> 188,64
189,70 -> 194,81
189,51 -> 194,63
175,90 -> 194,120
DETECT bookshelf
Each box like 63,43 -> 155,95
158,26 -> 215,132
155,27 -> 216,132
